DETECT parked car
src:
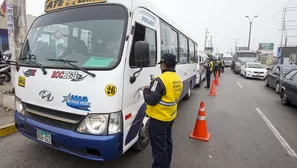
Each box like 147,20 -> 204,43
280,69 -> 297,105
240,62 -> 267,80
265,65 -> 297,93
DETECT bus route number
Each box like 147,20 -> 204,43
105,84 -> 117,97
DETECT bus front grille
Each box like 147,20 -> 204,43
23,103 -> 85,130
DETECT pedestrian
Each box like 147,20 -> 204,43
213,59 -> 219,77
143,53 -> 183,168
205,58 -> 213,89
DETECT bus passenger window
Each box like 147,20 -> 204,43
130,23 -> 157,68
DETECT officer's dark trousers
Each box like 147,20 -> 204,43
222,66 -> 225,73
148,118 -> 174,168
206,72 -> 211,88
214,66 -> 218,77
218,66 -> 221,76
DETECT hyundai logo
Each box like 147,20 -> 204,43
39,90 -> 54,102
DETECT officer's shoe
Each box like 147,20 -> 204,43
205,86 -> 210,89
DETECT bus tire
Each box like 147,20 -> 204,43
183,87 -> 191,100
132,117 -> 150,151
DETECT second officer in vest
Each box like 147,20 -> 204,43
143,53 -> 183,168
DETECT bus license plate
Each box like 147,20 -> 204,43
36,129 -> 52,145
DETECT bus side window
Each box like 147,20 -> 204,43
129,23 -> 157,68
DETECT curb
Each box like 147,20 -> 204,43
0,123 -> 18,138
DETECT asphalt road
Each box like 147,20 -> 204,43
1,68 -> 297,168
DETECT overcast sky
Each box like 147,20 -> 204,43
2,0 -> 297,54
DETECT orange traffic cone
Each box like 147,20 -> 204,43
190,101 -> 211,142
209,79 -> 217,96
215,76 -> 219,86
216,72 -> 220,79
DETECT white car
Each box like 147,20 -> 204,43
240,62 -> 268,80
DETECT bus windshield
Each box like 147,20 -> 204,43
19,5 -> 127,69
237,52 -> 257,58
222,57 -> 233,61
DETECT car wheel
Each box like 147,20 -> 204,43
275,82 -> 280,94
281,90 -> 289,105
265,78 -> 269,87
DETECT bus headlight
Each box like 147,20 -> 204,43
77,114 -> 108,135
77,112 -> 122,135
15,97 -> 26,116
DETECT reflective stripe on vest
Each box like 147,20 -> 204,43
159,100 -> 176,106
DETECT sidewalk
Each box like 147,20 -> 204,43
0,83 -> 17,138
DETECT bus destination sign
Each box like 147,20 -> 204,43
45,0 -> 107,12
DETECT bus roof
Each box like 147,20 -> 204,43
44,0 -> 197,43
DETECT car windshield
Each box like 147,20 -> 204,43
237,52 -> 257,58
248,63 -> 265,69
19,5 -> 127,69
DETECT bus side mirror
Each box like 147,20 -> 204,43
130,41 -> 150,84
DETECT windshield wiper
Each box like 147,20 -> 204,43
19,54 -> 47,75
47,58 -> 96,78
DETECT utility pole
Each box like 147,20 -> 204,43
245,15 -> 258,50
6,0 -> 27,90
204,28 -> 208,52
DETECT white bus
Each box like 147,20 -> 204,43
14,0 -> 199,161
195,51 -> 208,86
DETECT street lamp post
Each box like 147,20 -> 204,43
233,38 -> 239,53
245,15 -> 258,50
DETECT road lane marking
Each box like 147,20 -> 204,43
236,81 -> 243,88
255,107 -> 297,158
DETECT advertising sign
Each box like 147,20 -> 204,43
259,43 -> 274,50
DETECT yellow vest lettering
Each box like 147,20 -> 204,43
146,72 -> 183,122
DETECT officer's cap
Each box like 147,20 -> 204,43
158,53 -> 177,66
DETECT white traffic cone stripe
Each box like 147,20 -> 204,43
200,107 -> 205,111
198,116 -> 206,120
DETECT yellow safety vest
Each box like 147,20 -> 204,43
146,72 -> 183,122
209,61 -> 214,71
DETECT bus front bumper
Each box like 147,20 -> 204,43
15,112 -> 123,161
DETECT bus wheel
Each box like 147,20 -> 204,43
183,87 -> 191,100
132,117 -> 150,151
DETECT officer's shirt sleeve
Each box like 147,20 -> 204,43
143,78 -> 166,106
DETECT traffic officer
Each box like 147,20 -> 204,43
143,53 -> 183,168
205,58 -> 213,89
213,58 -> 219,77
221,60 -> 225,73
218,59 -> 222,76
